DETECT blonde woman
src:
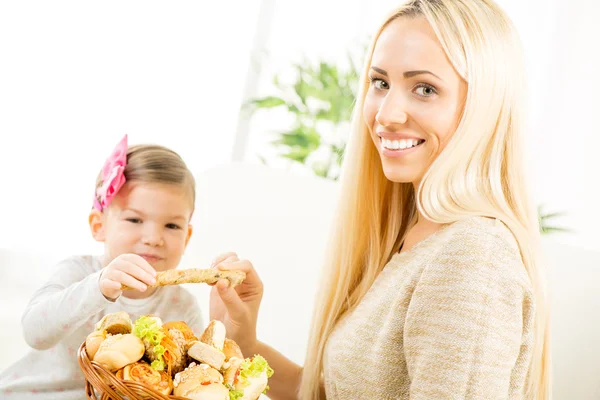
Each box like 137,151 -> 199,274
210,0 -> 550,399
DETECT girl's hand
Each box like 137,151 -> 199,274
209,252 -> 263,356
99,254 -> 157,300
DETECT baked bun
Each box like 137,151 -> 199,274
85,330 -> 106,359
222,356 -> 243,386
93,333 -> 144,371
95,311 -> 132,335
188,340 -> 225,370
173,363 -> 228,399
223,338 -> 243,361
116,361 -> 173,396
162,321 -> 197,344
234,370 -> 269,400
165,328 -> 188,374
200,320 -> 226,351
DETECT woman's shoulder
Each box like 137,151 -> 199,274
430,216 -> 531,287
442,216 -> 520,254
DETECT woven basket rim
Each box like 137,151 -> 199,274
77,342 -> 191,400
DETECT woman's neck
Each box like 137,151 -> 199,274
400,213 -> 445,254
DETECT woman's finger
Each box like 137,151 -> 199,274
216,279 -> 246,320
217,259 -> 262,287
210,252 -> 239,268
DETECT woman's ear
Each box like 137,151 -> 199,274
89,209 -> 106,242
184,224 -> 193,248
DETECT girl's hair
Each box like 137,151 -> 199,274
95,144 -> 196,210
299,0 -> 550,399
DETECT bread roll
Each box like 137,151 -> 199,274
166,328 -> 188,374
95,311 -> 132,335
85,330 -> 106,359
222,356 -> 243,386
162,321 -> 197,344
188,340 -> 225,370
235,370 -> 269,400
118,361 -> 173,396
223,338 -> 243,361
177,382 -> 229,400
173,363 -> 227,399
200,320 -> 226,351
93,333 -> 144,371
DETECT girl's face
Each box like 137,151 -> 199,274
93,181 -> 193,272
363,17 -> 467,186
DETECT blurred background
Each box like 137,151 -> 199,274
1,0 -> 598,254
1,0 -> 599,398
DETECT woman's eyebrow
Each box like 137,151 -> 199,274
370,65 -> 442,81
403,70 -> 442,80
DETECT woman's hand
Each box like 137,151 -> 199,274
99,254 -> 157,300
209,252 -> 263,356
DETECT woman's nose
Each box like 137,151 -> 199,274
375,92 -> 409,127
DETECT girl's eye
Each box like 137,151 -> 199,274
414,84 -> 438,97
126,218 -> 142,224
369,77 -> 389,90
166,223 -> 181,230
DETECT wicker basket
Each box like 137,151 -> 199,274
77,342 -> 190,400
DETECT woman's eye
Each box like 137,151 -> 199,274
126,218 -> 142,224
414,84 -> 438,97
166,223 -> 181,230
370,77 -> 389,90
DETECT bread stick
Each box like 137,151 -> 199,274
121,268 -> 246,291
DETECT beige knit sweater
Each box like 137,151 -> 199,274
323,217 -> 535,399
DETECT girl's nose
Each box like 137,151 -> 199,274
142,225 -> 164,247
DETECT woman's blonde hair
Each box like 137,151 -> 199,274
95,144 -> 196,210
299,0 -> 550,399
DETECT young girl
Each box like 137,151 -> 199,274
0,135 -> 205,399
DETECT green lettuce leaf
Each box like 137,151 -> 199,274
226,383 -> 244,400
236,355 -> 274,393
132,316 -> 166,371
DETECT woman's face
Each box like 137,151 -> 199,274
363,17 -> 467,185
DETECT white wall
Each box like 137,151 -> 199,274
0,0 -> 262,254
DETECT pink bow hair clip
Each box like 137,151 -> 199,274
93,135 -> 128,211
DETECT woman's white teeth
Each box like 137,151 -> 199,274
381,138 -> 422,150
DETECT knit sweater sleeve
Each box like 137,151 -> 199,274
20,256 -> 113,350
403,223 -> 535,399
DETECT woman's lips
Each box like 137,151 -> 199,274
379,137 -> 426,158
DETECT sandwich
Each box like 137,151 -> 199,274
116,361 -> 173,396
223,355 -> 273,400
133,315 -> 189,374
192,320 -> 274,400
173,363 -> 229,400
95,311 -> 132,334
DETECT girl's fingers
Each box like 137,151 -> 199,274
118,260 -> 156,286
112,269 -> 147,292
123,254 -> 157,278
